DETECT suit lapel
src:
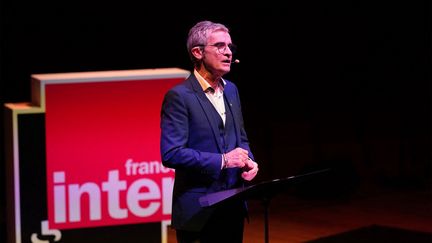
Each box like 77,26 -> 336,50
188,76 -> 224,153
223,86 -> 241,147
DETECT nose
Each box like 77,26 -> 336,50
222,46 -> 232,56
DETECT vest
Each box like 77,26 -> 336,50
209,95 -> 240,189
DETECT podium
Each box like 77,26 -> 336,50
199,169 -> 330,243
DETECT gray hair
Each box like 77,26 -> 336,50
186,20 -> 229,65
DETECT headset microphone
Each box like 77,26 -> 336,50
231,59 -> 240,64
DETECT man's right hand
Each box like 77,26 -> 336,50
224,147 -> 249,168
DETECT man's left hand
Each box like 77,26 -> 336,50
241,158 -> 258,181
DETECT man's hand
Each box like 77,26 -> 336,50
224,147 -> 249,168
224,147 -> 259,181
241,158 -> 258,181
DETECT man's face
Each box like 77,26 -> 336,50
202,30 -> 233,77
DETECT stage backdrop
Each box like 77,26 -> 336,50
4,68 -> 190,243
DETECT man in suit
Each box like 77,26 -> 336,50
160,20 -> 259,243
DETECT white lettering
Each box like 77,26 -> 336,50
69,183 -> 101,222
127,178 -> 160,217
52,168 -> 174,225
102,170 -> 128,219
124,159 -> 174,176
53,172 -> 66,223
162,177 -> 174,215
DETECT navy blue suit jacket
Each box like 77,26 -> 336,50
160,73 -> 254,231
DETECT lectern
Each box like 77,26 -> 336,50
199,169 -> 330,243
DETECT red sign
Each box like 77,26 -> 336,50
45,78 -> 182,229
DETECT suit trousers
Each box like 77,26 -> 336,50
176,200 -> 245,243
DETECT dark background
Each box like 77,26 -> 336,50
1,1 -> 430,242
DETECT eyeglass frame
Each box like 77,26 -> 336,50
196,42 -> 237,54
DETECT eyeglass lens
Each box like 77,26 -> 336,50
213,42 -> 236,54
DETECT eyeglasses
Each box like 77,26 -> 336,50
197,42 -> 237,54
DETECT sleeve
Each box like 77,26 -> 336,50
160,89 -> 222,179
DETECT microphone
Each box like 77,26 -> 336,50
231,59 -> 240,64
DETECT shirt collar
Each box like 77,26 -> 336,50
194,69 -> 226,93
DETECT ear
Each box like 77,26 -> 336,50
191,46 -> 203,61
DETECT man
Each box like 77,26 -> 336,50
160,20 -> 259,243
